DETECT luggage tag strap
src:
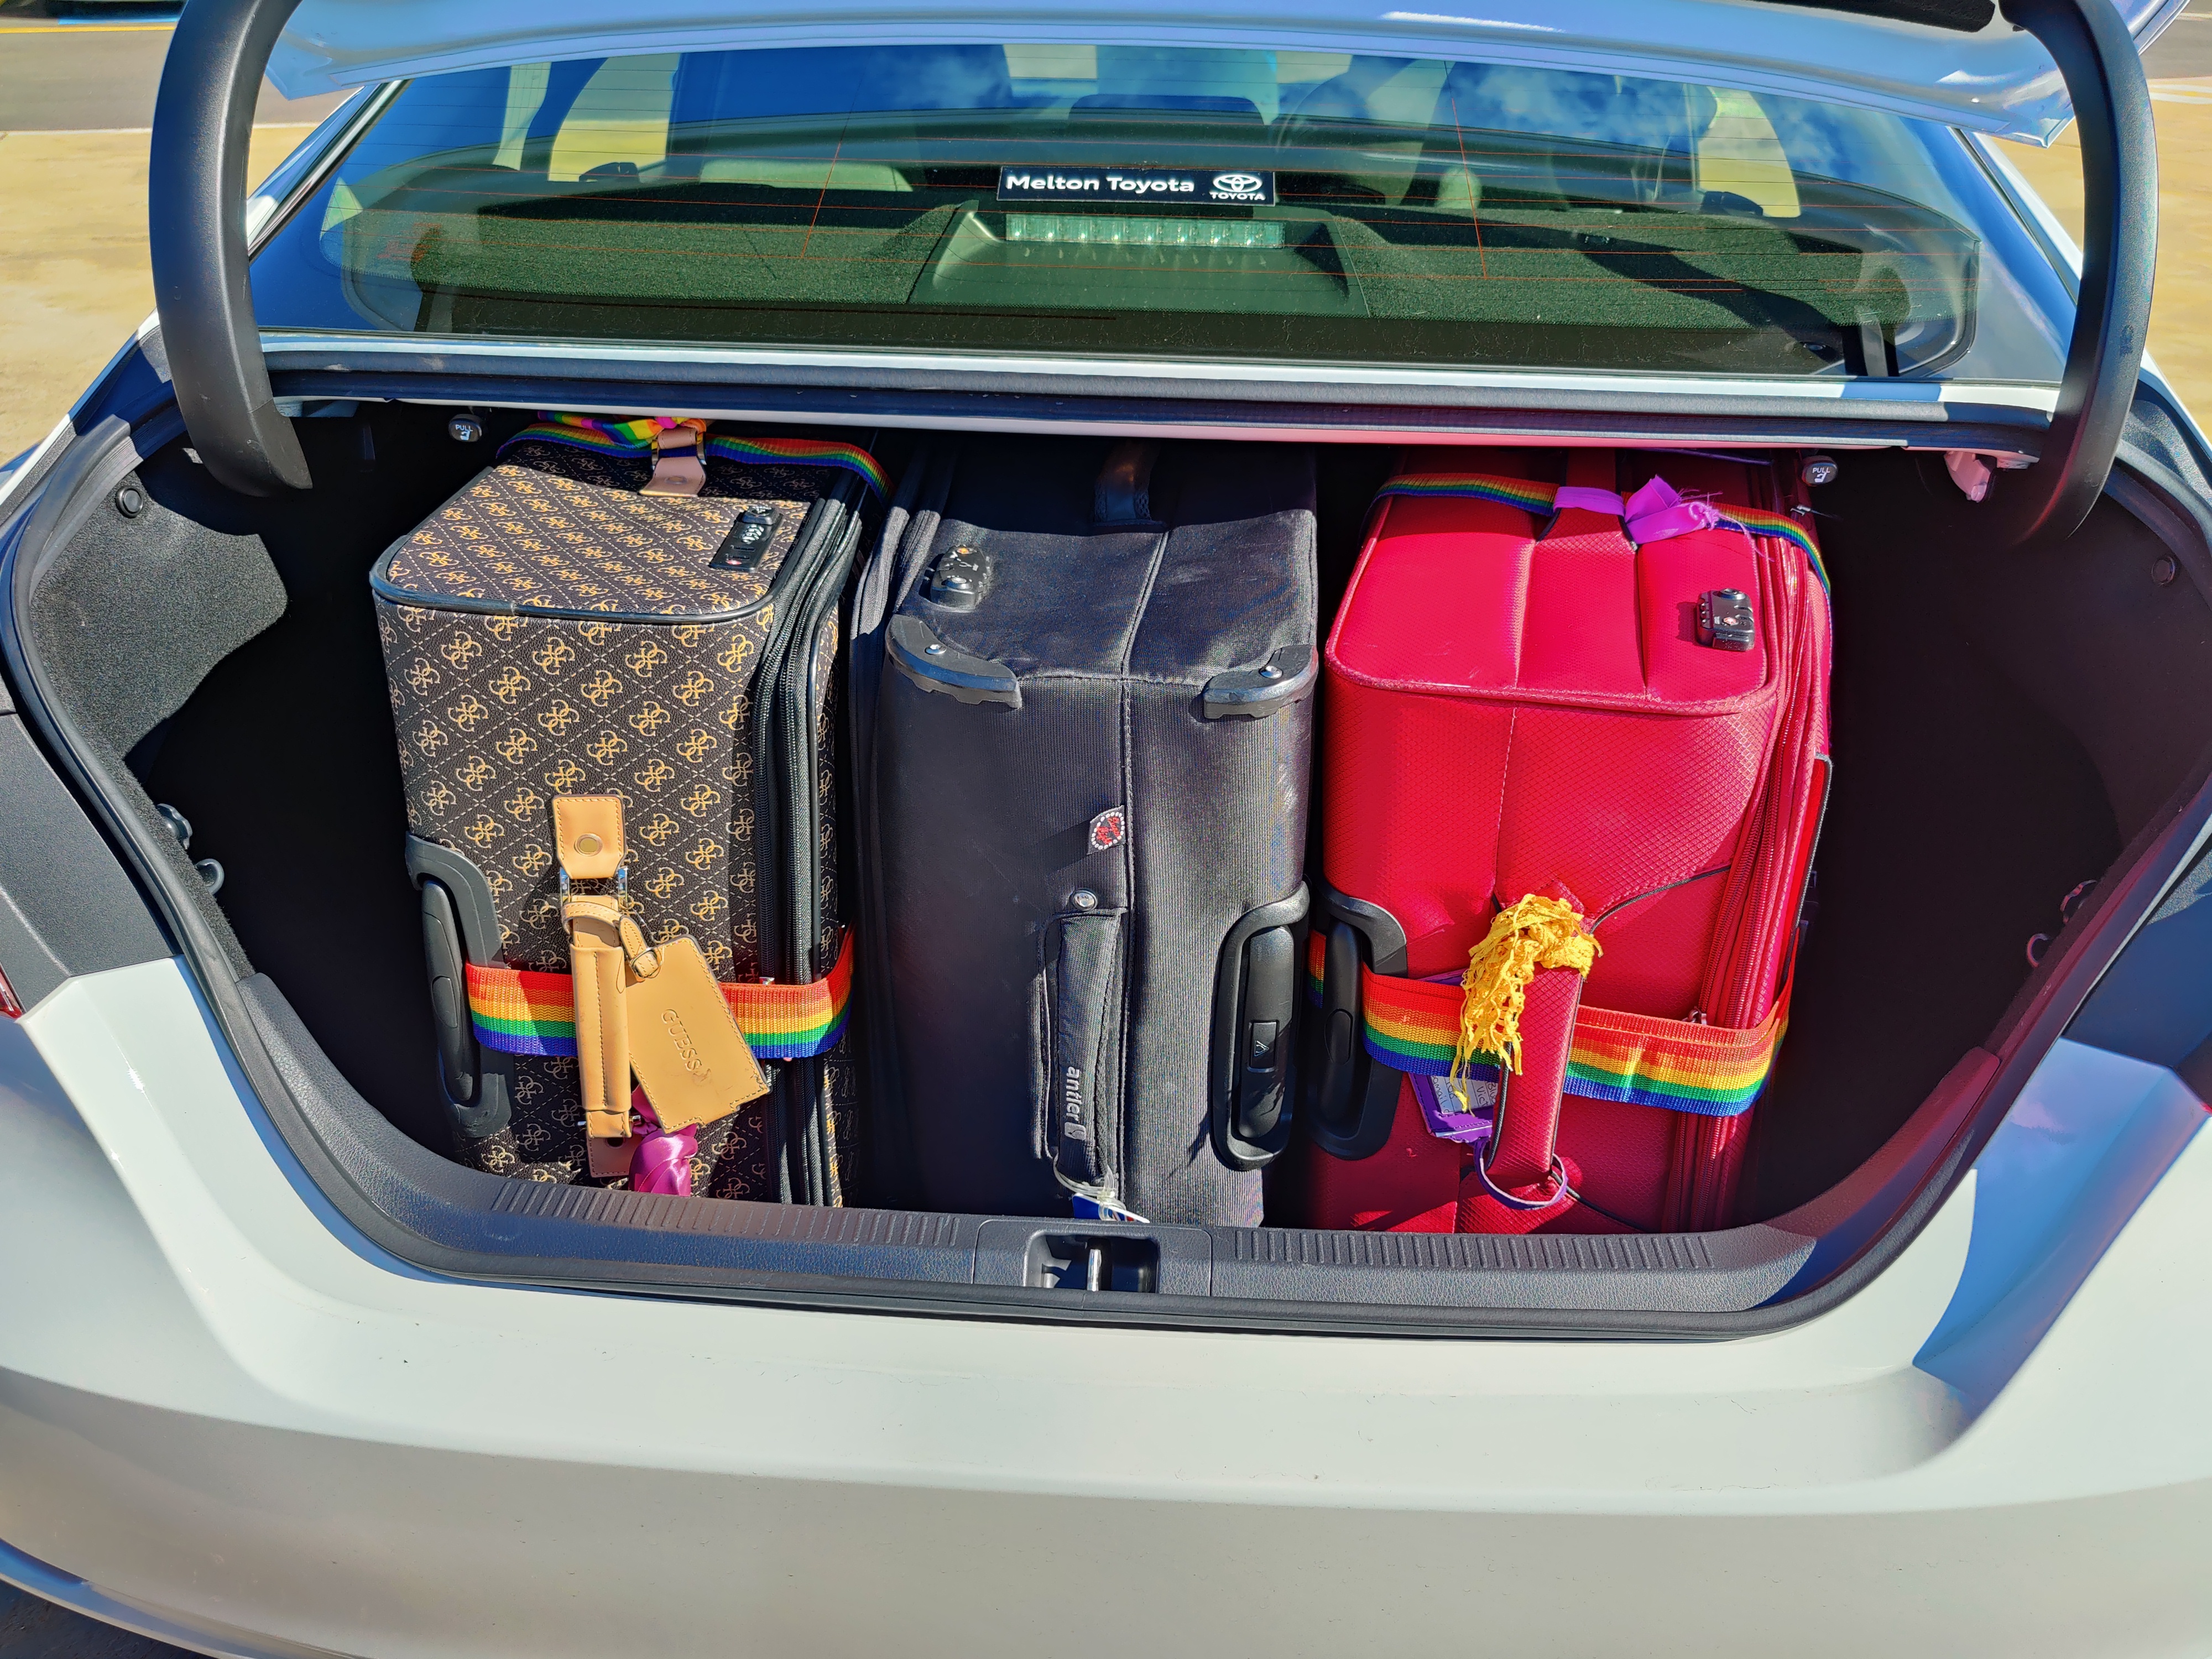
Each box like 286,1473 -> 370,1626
559,892 -> 660,978
642,419 -> 712,499
554,795 -> 658,1140
561,886 -> 637,1142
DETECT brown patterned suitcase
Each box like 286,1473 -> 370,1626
371,414 -> 884,1200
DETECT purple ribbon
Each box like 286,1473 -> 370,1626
1552,484 -> 1624,517
628,1089 -> 698,1196
1623,476 -> 1728,545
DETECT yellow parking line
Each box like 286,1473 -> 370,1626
0,22 -> 175,31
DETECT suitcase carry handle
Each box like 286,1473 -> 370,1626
404,836 -> 514,1142
1094,440 -> 1160,525
1302,885 -> 1405,1162
420,880 -> 478,1109
1210,885 -> 1311,1171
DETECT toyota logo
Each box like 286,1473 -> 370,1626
1213,173 -> 1264,194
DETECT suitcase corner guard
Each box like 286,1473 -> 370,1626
1202,645 -> 1317,721
888,615 -> 1021,708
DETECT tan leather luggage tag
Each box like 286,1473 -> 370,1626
624,936 -> 769,1130
554,793 -> 766,1160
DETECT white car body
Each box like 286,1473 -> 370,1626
1,1 -> 2206,1651
3,961 -> 2207,1653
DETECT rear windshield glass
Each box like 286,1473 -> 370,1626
252,44 -> 1991,378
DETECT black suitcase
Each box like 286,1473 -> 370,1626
853,438 -> 1316,1226
373,415 -> 880,1198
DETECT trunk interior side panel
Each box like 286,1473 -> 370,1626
1748,457 -> 2132,1217
54,415 -> 499,1149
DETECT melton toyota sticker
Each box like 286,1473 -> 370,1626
997,167 -> 1276,205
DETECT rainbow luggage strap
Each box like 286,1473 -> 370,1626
1305,935 -> 1785,1118
465,932 -> 855,1062
500,414 -> 889,498
1375,471 -> 1827,591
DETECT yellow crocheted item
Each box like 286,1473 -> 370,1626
1452,894 -> 1600,1083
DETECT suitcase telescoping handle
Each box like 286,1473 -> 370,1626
1211,886 -> 1311,1171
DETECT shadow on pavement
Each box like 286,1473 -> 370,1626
0,1586 -> 192,1659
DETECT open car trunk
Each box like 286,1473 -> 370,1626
9,397 -> 2211,1329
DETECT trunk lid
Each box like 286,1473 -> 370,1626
267,0 -> 2179,142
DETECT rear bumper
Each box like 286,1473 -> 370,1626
2,957 -> 2208,1658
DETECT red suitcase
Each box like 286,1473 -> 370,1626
1300,448 -> 1829,1235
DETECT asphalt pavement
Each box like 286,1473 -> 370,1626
0,5 -> 347,131
0,3 -> 342,455
0,1585 -> 186,1659
2147,6 -> 2212,78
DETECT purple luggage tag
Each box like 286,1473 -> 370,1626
1413,1072 -> 1497,1148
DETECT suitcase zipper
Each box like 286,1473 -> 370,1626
753,475 -> 871,1205
1671,475 -> 1830,1230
